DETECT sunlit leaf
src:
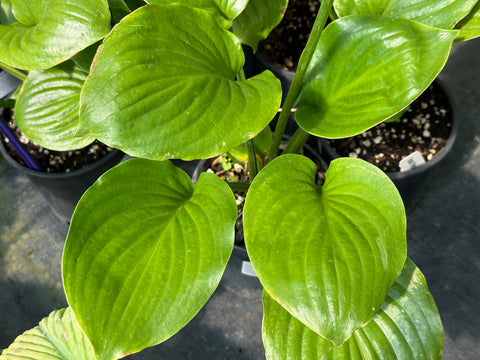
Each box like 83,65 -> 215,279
296,16 -> 456,138
262,258 -> 444,360
79,4 -> 281,161
63,158 -> 236,359
147,0 -> 248,27
334,0 -> 477,30
244,155 -> 406,345
15,61 -> 95,151
0,308 -> 96,360
0,0 -> 111,70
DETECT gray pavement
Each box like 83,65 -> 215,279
1,37 -> 479,359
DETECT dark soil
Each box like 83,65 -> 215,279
327,82 -> 453,173
1,109 -> 113,173
258,0 -> 320,71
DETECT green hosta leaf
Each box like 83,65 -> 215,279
455,1 -> 480,41
232,0 -> 288,51
262,258 -> 443,359
0,0 -> 110,70
334,0 -> 478,30
148,0 -> 248,27
296,16 -> 457,138
244,155 -> 406,345
15,62 -> 94,151
63,158 -> 236,359
0,307 -> 96,360
79,4 -> 281,161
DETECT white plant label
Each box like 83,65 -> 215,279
399,151 -> 426,171
241,261 -> 258,277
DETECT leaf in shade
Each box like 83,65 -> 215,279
232,0 -> 288,51
79,4 -> 281,161
244,155 -> 406,345
262,258 -> 444,360
295,16 -> 457,138
0,307 -> 96,360
15,61 -> 95,151
0,0 -> 110,70
62,158 -> 236,360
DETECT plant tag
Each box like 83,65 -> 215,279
399,151 -> 426,171
241,261 -> 258,277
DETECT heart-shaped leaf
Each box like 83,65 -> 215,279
15,61 -> 95,151
333,0 -> 477,30
455,1 -> 480,41
63,159 -> 236,359
148,0 -> 249,27
295,16 -> 457,138
262,258 -> 444,359
0,307 -> 96,360
79,4 -> 281,161
244,155 -> 407,345
232,0 -> 288,51
0,0 -> 111,70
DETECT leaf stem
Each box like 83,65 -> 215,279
246,139 -> 258,179
0,61 -> 27,81
267,0 -> 334,162
283,128 -> 310,154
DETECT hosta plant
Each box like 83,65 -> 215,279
1,0 -> 479,359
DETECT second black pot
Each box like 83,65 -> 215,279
0,138 -> 125,223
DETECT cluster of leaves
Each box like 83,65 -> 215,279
1,0 -> 479,359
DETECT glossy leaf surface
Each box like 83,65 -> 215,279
148,0 -> 248,26
79,4 -> 281,160
15,62 -> 94,151
334,0 -> 477,30
232,0 -> 288,51
296,16 -> 456,138
456,1 -> 480,41
0,0 -> 110,70
0,307 -> 96,360
63,159 -> 236,359
244,155 -> 406,345
263,258 -> 443,359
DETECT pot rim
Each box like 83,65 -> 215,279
0,138 -> 125,179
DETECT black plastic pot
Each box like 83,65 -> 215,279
317,79 -> 458,213
0,69 -> 125,222
0,140 -> 125,223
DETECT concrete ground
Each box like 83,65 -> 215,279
1,37 -> 479,359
